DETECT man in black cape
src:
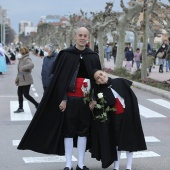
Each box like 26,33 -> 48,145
17,27 -> 101,170
91,70 -> 147,170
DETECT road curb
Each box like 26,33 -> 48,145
109,74 -> 170,100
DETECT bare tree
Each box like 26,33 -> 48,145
115,0 -> 143,68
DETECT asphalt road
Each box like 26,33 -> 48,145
0,53 -> 170,170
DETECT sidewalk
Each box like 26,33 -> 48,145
104,58 -> 170,100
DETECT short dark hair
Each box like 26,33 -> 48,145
168,37 -> 170,41
92,69 -> 100,77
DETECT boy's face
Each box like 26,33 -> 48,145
94,70 -> 108,84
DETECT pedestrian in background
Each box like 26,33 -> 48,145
0,43 -> 7,75
156,40 -> 168,73
112,43 -> 117,64
41,44 -> 58,92
105,44 -> 111,61
14,46 -> 39,113
166,37 -> 170,72
134,48 -> 142,70
125,47 -> 134,71
147,51 -> 155,74
9,47 -> 16,64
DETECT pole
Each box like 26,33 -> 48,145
1,18 -> 2,44
0,6 -> 2,43
3,19 -> 5,45
2,9 -> 6,45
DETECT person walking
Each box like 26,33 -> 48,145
125,47 -> 134,71
166,37 -> 170,72
147,51 -> 155,74
112,43 -> 117,64
156,40 -> 168,73
105,44 -> 111,61
14,46 -> 39,113
134,48 -> 142,70
92,70 -> 147,170
0,43 -> 7,75
17,27 -> 102,170
41,44 -> 58,92
9,47 -> 16,64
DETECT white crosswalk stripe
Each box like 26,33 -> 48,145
148,99 -> 170,109
145,136 -> 160,142
10,101 -> 33,121
23,156 -> 77,163
121,151 -> 160,159
139,104 -> 166,118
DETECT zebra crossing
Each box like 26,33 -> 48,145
10,98 -> 170,164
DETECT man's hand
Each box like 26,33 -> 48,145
59,100 -> 67,112
89,100 -> 97,110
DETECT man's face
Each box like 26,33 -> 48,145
75,28 -> 89,48
94,70 -> 109,85
44,47 -> 52,56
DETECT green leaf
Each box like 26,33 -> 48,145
96,104 -> 102,109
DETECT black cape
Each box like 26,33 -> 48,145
17,46 -> 101,155
90,78 -> 147,168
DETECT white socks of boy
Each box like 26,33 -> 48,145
126,151 -> 133,170
64,136 -> 87,169
113,149 -> 133,170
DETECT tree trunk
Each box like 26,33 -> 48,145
134,30 -> 139,52
66,31 -> 71,48
115,22 -> 126,68
90,34 -> 94,50
97,29 -> 104,69
141,1 -> 148,80
149,30 -> 155,48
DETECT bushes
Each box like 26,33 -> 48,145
104,67 -> 170,91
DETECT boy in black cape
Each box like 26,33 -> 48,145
90,70 -> 147,170
17,27 -> 101,170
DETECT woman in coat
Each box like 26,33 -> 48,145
14,46 -> 39,113
156,40 -> 168,73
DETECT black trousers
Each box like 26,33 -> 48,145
63,96 -> 91,137
17,85 -> 38,109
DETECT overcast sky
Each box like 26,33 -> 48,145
0,0 -> 169,34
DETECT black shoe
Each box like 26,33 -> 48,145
76,165 -> 89,170
14,108 -> 24,113
63,167 -> 73,170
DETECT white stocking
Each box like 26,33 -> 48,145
64,138 -> 73,169
126,151 -> 133,170
114,147 -> 121,170
77,136 -> 87,169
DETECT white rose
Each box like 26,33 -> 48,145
97,93 -> 103,99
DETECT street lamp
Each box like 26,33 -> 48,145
0,7 -> 7,45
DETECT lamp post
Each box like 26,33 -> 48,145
0,7 -> 7,45
0,6 -> 3,43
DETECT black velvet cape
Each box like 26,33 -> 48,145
90,78 -> 147,168
17,46 -> 101,155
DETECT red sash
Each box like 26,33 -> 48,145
67,78 -> 85,97
114,98 -> 124,114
